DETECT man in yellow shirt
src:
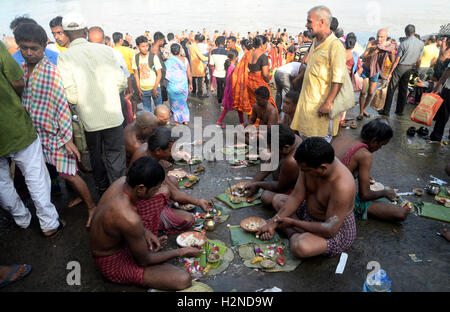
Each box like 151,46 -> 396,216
290,5 -> 346,142
418,35 -> 439,80
49,16 -> 70,51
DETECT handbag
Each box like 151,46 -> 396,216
370,82 -> 388,110
329,39 -> 356,119
410,93 -> 444,126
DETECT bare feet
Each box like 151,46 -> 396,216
440,229 -> 450,242
68,197 -> 83,208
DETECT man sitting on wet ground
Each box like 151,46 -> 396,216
129,127 -> 212,234
90,156 -> 203,289
257,137 -> 357,258
331,118 -> 407,222
243,86 -> 279,129
123,111 -> 158,166
155,104 -> 171,127
243,124 -> 302,207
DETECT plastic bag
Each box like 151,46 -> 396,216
410,93 -> 444,126
370,82 -> 388,111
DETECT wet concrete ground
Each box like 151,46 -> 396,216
1,90 -> 449,292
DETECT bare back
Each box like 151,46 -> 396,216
124,124 -> 143,165
89,177 -> 142,257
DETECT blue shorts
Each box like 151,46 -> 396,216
361,64 -> 380,82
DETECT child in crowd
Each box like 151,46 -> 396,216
217,51 -> 239,128
281,90 -> 299,127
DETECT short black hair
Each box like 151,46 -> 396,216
14,23 -> 48,47
268,124 -> 295,149
135,35 -> 148,46
255,86 -> 270,100
227,36 -> 237,43
334,28 -> 344,38
368,36 -> 375,42
122,40 -> 130,47
112,32 -> 123,44
294,137 -> 334,168
253,35 -> 267,48
330,17 -> 339,32
285,90 -> 299,104
360,118 -> 393,143
10,15 -> 37,31
49,16 -> 63,28
405,24 -> 415,37
197,34 -> 205,42
127,156 -> 165,189
153,31 -> 165,42
167,33 -> 175,41
429,35 -> 437,43
171,43 -> 181,56
215,36 -> 226,46
147,127 -> 177,151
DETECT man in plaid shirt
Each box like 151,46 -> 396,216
14,23 -> 97,228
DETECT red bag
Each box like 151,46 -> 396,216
410,93 -> 444,126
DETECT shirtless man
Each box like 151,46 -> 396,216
90,156 -> 203,289
244,86 -> 279,128
130,127 -> 212,233
332,118 -> 407,222
243,124 -> 302,206
155,104 -> 171,126
281,90 -> 299,127
123,111 -> 158,165
257,138 -> 357,258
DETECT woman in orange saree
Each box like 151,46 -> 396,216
232,39 -> 253,123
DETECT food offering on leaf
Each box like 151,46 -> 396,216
167,168 -> 188,180
240,217 -> 267,233
226,181 -> 261,204
176,231 -> 206,248
174,203 -> 196,211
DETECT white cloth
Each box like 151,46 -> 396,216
111,47 -> 130,79
276,62 -> 301,77
444,62 -> 450,89
0,137 -> 59,232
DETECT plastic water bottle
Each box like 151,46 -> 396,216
363,269 -> 392,292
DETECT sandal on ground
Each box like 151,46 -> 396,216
0,264 -> 32,288
350,121 -> 358,129
340,121 -> 349,128
407,127 -> 416,136
356,115 -> 363,121
363,112 -> 371,118
43,219 -> 66,239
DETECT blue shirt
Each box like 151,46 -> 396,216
12,48 -> 59,66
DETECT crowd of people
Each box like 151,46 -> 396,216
0,5 -> 449,290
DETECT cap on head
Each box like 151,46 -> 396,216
62,13 -> 87,31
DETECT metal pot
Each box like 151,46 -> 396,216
425,183 -> 440,195
203,219 -> 216,231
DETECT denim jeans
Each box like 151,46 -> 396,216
142,87 -> 162,112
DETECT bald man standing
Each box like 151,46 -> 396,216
123,112 -> 158,165
358,29 -> 395,120
88,26 -> 132,127
154,105 -> 171,126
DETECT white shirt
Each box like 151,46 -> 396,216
111,47 -> 130,79
276,62 -> 301,77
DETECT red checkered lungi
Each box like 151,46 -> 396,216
136,193 -> 170,235
94,248 -> 144,286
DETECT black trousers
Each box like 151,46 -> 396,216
381,64 -> 414,115
216,77 -> 226,103
430,87 -> 450,142
192,76 -> 205,95
84,125 -> 126,190
119,91 -> 127,128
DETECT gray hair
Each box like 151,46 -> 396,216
308,5 -> 332,26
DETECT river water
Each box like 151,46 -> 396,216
1,0 -> 449,45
